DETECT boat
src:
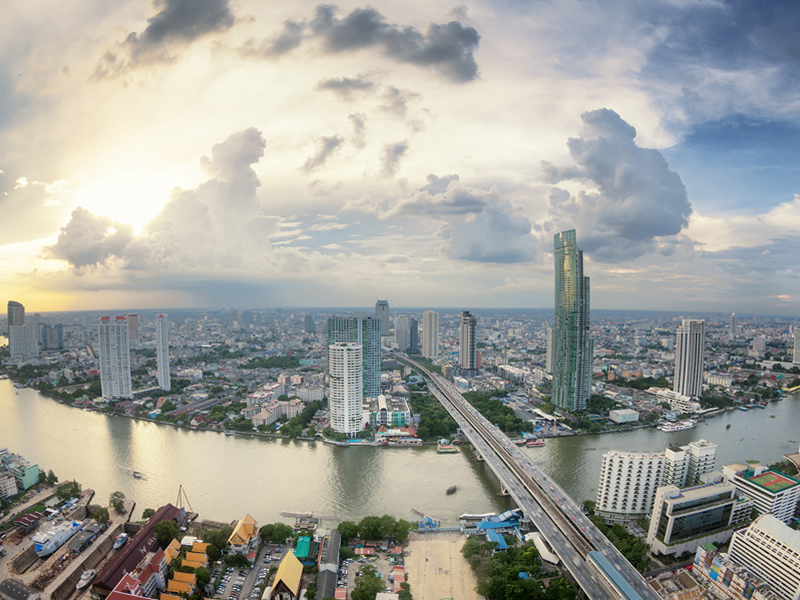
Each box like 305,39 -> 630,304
337,441 -> 350,447
224,430 -> 236,436
446,486 -> 457,494
32,521 -> 82,557
76,569 -> 97,590
513,439 -> 525,446
132,471 -> 143,479
112,533 -> 129,550
658,419 -> 698,432
411,508 -> 425,517
738,406 -> 749,412
437,439 -> 458,454
526,439 -> 546,447
460,512 -> 497,521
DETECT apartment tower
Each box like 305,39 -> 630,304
673,319 -> 706,398
327,316 -> 381,398
328,342 -> 364,435
395,315 -> 410,352
422,311 -> 439,359
155,314 -> 171,392
375,300 -> 390,336
99,316 -> 132,399
552,230 -> 593,412
459,311 -> 478,377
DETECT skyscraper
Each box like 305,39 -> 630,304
99,316 -> 132,399
155,314 -> 171,392
794,328 -> 800,364
408,318 -> 419,354
127,313 -> 139,344
673,319 -> 705,398
7,300 -> 38,358
328,342 -> 363,435
552,230 -> 593,412
729,313 -> 737,338
375,300 -> 390,336
422,311 -> 439,359
303,314 -> 317,334
395,315 -> 409,351
327,316 -> 381,398
545,327 -> 553,374
7,300 -> 24,327
459,311 -> 477,377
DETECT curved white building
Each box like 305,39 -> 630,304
328,342 -> 363,435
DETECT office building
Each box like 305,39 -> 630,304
375,300 -> 390,336
730,312 -> 738,338
595,440 -> 718,525
727,515 -> 800,600
422,311 -> 439,359
127,313 -> 139,344
647,480 -> 754,556
303,314 -> 316,334
7,300 -> 25,326
673,319 -> 705,398
752,336 -> 767,355
155,314 -> 171,392
459,311 -> 478,377
328,342 -> 363,435
327,316 -> 381,398
723,463 -> 800,524
552,229 -> 593,412
99,316 -> 132,399
794,328 -> 800,364
408,318 -> 419,354
395,315 -> 409,351
545,327 -> 553,374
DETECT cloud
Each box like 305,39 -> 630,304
379,141 -> 408,177
541,108 -> 692,261
47,207 -> 135,269
239,19 -> 304,59
420,173 -> 459,194
315,76 -> 375,99
348,112 -> 367,148
379,86 -> 420,117
302,135 -> 344,171
94,0 -> 235,78
244,5 -> 480,82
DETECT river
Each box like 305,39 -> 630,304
2,372 -> 798,527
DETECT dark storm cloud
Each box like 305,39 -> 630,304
95,0 -> 235,77
239,19 -> 304,59
379,141 -> 408,177
314,76 -> 375,99
302,135 -> 344,171
348,112 -> 367,148
246,5 -> 480,82
541,108 -> 691,261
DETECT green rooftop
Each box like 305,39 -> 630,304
747,470 -> 800,493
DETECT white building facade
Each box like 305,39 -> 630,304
99,316 -> 132,399
673,319 -> 706,398
328,342 -> 364,435
422,310 -> 439,359
155,314 -> 171,392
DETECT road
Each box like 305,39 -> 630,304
398,355 -> 660,600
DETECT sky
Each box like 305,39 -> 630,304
1,0 -> 799,315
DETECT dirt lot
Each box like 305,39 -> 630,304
405,532 -> 481,600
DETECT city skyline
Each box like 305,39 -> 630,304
2,1 -> 800,315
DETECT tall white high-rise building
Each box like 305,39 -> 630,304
673,319 -> 705,398
595,440 -> 718,525
9,324 -> 39,358
422,311 -> 439,359
328,342 -> 363,435
155,314 -> 171,392
375,300 -> 390,337
127,313 -> 139,345
395,315 -> 410,351
545,327 -> 553,374
459,311 -> 477,377
727,515 -> 800,600
729,312 -> 738,338
794,328 -> 800,364
99,316 -> 132,399
7,300 -> 25,327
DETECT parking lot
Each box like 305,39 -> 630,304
213,544 -> 286,600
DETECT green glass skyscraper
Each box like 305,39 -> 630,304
552,230 -> 593,412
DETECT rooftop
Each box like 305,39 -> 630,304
745,470 -> 800,493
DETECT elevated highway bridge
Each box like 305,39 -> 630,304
396,354 -> 659,600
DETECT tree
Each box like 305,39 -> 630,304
94,507 -> 110,524
195,567 -> 211,587
357,516 -> 383,541
142,508 -> 156,520
56,480 -> 82,501
46,470 -> 58,486
351,565 -> 385,600
198,526 -> 233,549
109,491 -> 126,513
206,544 -> 221,561
394,519 -> 415,543
155,520 -> 181,546
260,522 -> 294,544
337,521 -> 358,543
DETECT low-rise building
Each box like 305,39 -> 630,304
268,553 -> 303,600
693,543 -> 780,600
608,408 -> 639,423
227,514 -> 259,560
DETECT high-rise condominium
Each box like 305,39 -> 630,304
7,300 -> 24,327
422,311 -> 439,359
375,300 -> 390,336
155,314 -> 171,392
793,328 -> 800,364
99,316 -> 132,399
409,318 -> 419,354
552,230 -> 592,412
7,300 -> 38,358
545,327 -> 553,373
328,342 -> 363,435
127,313 -> 139,344
673,319 -> 705,398
327,316 -> 381,398
729,313 -> 737,338
395,315 -> 410,351
459,311 -> 477,377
